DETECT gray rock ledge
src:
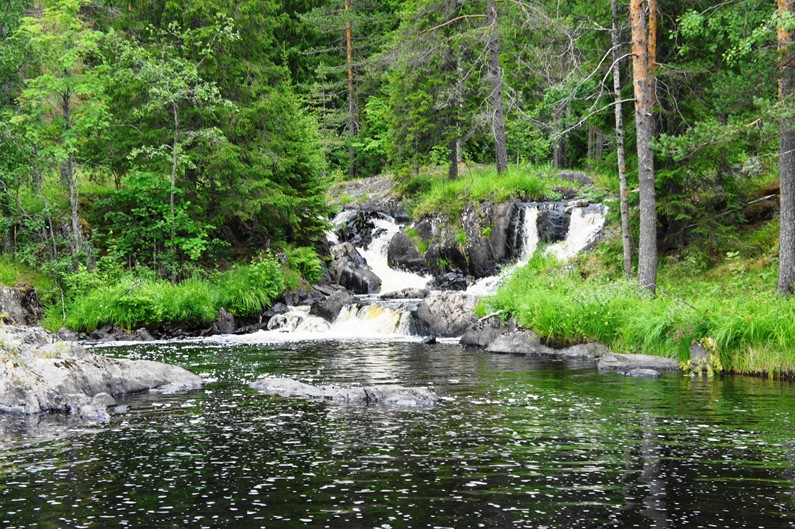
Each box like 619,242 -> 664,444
250,376 -> 438,406
598,353 -> 679,372
0,325 -> 204,419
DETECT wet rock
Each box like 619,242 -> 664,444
689,342 -> 709,373
328,242 -> 382,295
328,175 -> 410,222
335,210 -> 378,248
216,308 -> 236,334
0,285 -> 42,326
420,336 -> 437,345
486,330 -> 550,355
132,328 -> 156,341
460,318 -> 516,348
57,328 -> 82,341
387,230 -> 431,274
380,288 -> 430,300
427,272 -> 468,291
416,291 -> 477,337
598,353 -> 680,372
263,302 -> 289,319
0,325 -> 204,417
250,376 -> 438,405
536,202 -> 570,243
310,290 -> 356,322
624,368 -> 661,378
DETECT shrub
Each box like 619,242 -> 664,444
285,246 -> 325,283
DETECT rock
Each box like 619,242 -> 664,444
132,328 -> 156,342
327,242 -> 382,294
536,202 -> 570,243
262,302 -> 289,319
488,200 -> 520,264
310,290 -> 356,322
428,272 -> 469,291
486,330 -> 550,355
335,210 -> 378,248
555,170 -> 595,186
57,328 -> 81,341
250,376 -> 438,405
0,325 -> 204,417
328,175 -> 410,222
624,368 -> 661,378
461,318 -> 516,347
420,336 -> 437,345
598,353 -> 680,372
216,308 -> 236,334
0,285 -> 42,326
416,291 -> 477,337
387,230 -> 431,274
380,288 -> 430,300
689,341 -> 709,373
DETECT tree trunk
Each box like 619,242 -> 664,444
61,89 -> 81,259
170,102 -> 179,281
631,0 -> 657,295
345,0 -> 356,180
448,136 -> 459,180
612,0 -> 632,279
779,0 -> 795,296
648,0 -> 658,105
552,106 -> 565,169
487,0 -> 508,173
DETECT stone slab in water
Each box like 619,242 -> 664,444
486,330 -> 608,360
598,353 -> 680,372
250,376 -> 438,405
416,291 -> 477,337
0,325 -> 204,419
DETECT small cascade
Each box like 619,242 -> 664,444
333,303 -> 414,336
330,211 -> 431,294
545,203 -> 607,260
467,201 -> 607,296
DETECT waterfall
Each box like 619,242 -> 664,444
329,211 -> 432,294
545,204 -> 607,261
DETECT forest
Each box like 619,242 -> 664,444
1,0 -> 795,373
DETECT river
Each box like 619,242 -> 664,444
1,338 -> 794,528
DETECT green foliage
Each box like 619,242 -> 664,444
484,228 -> 795,377
285,246 -> 324,283
49,256 -> 284,331
405,165 -> 559,221
214,258 -> 284,318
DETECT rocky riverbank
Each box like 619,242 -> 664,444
0,325 -> 203,420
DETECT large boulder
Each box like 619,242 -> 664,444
0,285 -> 42,326
0,326 -> 203,418
460,317 -> 516,347
416,291 -> 477,337
250,376 -> 438,405
536,202 -> 570,243
387,230 -> 431,274
310,290 -> 356,322
327,242 -> 382,294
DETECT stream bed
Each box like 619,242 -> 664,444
1,338 -> 794,528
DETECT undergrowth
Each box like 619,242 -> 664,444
482,231 -> 795,378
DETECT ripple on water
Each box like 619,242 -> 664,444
1,340 -> 795,529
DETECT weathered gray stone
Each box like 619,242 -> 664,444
328,242 -> 382,294
0,285 -> 42,326
0,326 -> 203,417
598,353 -> 680,372
486,330 -> 547,354
380,288 -> 429,300
416,291 -> 477,337
624,368 -> 662,378
310,290 -> 356,322
460,318 -> 516,347
215,308 -> 236,334
689,342 -> 710,373
250,376 -> 438,405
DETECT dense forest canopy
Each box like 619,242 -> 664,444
0,0 -> 792,298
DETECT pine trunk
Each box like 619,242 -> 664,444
61,89 -> 81,258
612,0 -> 632,279
631,0 -> 657,295
487,0 -> 508,173
779,0 -> 795,295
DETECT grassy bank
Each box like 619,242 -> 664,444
480,220 -> 795,378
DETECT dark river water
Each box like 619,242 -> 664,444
1,338 -> 794,529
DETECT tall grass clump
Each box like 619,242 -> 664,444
52,257 -> 285,331
285,246 -> 324,284
484,251 -> 795,376
404,164 -> 560,221
213,258 -> 284,317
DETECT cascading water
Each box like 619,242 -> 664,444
329,211 -> 431,294
467,201 -> 607,296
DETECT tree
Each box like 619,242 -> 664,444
14,0 -> 109,261
487,0 -> 508,173
630,0 -> 657,295
779,0 -> 795,295
611,0 -> 631,279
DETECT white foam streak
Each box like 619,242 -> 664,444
544,206 -> 607,261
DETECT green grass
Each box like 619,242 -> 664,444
45,258 -> 285,332
0,257 -> 58,304
482,235 -> 795,378
402,164 -> 565,221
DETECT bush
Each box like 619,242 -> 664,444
285,246 -> 324,283
214,258 -> 285,317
